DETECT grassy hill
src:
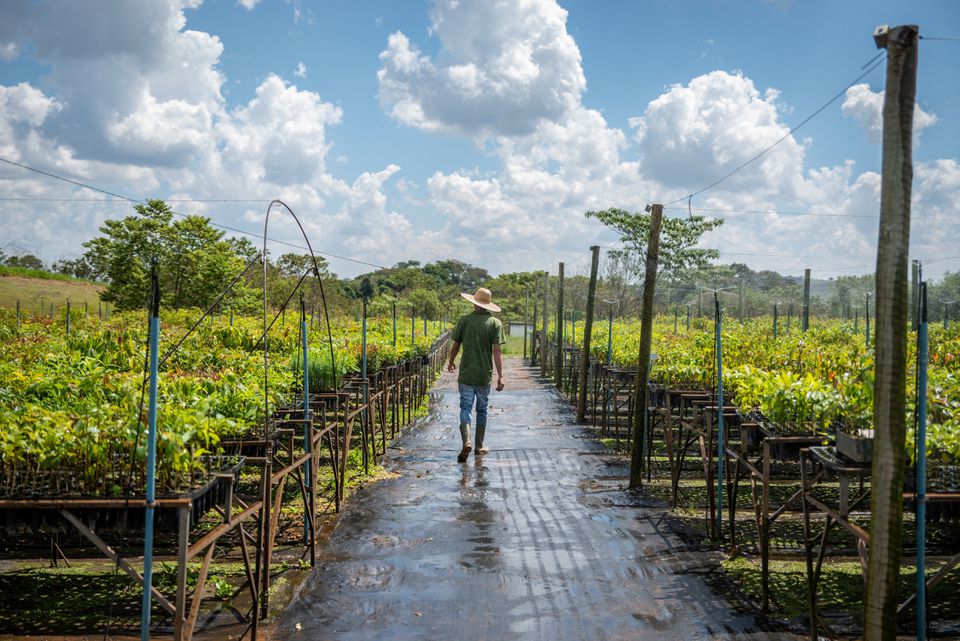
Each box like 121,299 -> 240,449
0,267 -> 106,315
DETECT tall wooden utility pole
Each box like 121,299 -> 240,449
863,23 -> 918,641
802,268 -> 811,331
577,246 -> 601,422
554,263 -> 565,388
630,205 -> 662,489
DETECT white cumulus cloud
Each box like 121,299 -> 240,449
377,0 -> 585,138
0,0 -> 415,271
1,0 -> 957,278
842,83 -> 938,144
630,71 -> 806,199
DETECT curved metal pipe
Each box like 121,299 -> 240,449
262,199 -> 338,437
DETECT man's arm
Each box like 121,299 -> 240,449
493,343 -> 504,391
447,341 -> 461,373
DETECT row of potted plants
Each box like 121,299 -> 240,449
0,308 -> 446,497
569,315 -> 960,468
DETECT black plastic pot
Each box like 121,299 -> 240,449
757,421 -> 824,461
836,429 -> 873,465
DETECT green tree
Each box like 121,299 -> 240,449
586,208 -> 722,281
53,256 -> 101,281
482,271 -> 543,321
423,259 -> 490,290
407,287 -> 441,319
83,199 -> 255,310
929,271 -> 960,324
359,277 -> 374,303
3,253 -> 45,271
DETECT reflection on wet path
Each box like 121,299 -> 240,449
275,360 -> 792,641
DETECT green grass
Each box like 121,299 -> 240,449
0,560 -> 249,633
600,437 -> 632,453
500,334 -> 528,356
0,265 -> 98,282
723,555 -> 960,623
0,271 -> 105,311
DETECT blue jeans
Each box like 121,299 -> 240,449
458,384 -> 490,426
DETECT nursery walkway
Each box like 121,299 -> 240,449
274,358 -> 791,641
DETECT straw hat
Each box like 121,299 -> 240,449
460,287 -> 501,312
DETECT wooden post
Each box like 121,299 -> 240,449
523,285 -> 529,360
174,507 -> 189,641
911,259 -> 920,331
864,24 -> 918,641
540,271 -> 549,378
739,278 -> 745,320
630,205 -> 663,489
577,246 -> 600,422
554,263 -> 564,388
531,282 -> 539,366
802,268 -> 811,331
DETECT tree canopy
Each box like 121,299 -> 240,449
82,199 -> 256,311
585,208 -> 723,281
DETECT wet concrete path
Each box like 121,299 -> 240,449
275,359 -> 790,641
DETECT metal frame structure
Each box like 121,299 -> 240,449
799,446 -> 960,641
0,335 -> 451,641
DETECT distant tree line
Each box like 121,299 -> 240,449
5,201 -> 960,323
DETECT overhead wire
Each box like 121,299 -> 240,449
662,53 -> 887,207
253,266 -> 316,350
158,253 -> 262,368
0,197 -> 271,203
0,156 -> 389,270
664,205 -> 960,222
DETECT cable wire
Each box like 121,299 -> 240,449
664,205 -> 959,221
253,267 -> 316,350
0,197 -> 271,202
0,156 -> 389,270
158,253 -> 263,368
663,54 -> 887,206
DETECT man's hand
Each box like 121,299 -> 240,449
496,376 -> 505,392
447,361 -> 457,373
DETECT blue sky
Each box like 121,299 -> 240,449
0,0 -> 958,278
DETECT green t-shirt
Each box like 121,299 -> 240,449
452,310 -> 506,386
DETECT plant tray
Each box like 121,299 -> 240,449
647,383 -> 667,409
757,422 -> 826,462
739,422 -> 763,454
0,459 -> 244,536
836,430 -> 873,464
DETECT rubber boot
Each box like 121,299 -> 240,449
474,424 -> 489,455
457,423 -> 472,462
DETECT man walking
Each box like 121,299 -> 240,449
447,287 -> 506,462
